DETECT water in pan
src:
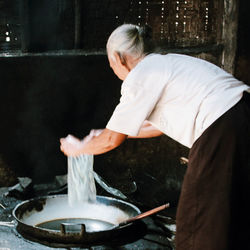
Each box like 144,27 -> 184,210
36,217 -> 115,232
22,201 -> 130,226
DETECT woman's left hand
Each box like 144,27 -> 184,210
60,134 -> 84,157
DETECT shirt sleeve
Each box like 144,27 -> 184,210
106,65 -> 167,136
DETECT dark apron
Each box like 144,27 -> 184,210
176,91 -> 250,250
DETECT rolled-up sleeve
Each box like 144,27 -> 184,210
106,69 -> 166,136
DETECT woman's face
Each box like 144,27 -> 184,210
108,52 -> 130,81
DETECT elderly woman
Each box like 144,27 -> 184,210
60,24 -> 250,250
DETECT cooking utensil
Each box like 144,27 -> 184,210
1,195 -> 169,246
10,195 -> 142,245
118,203 -> 169,226
0,203 -> 170,232
53,203 -> 169,233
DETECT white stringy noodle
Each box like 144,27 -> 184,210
67,154 -> 96,207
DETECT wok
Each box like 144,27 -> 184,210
10,194 -> 169,245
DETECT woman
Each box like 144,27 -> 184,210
60,24 -> 250,250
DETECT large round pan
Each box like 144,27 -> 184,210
12,194 -> 143,245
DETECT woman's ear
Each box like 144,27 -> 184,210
114,52 -> 131,72
114,52 -> 125,66
111,52 -> 130,80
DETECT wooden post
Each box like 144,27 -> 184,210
74,0 -> 82,49
19,0 -> 30,52
221,0 -> 239,74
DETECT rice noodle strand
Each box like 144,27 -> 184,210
67,155 -> 96,206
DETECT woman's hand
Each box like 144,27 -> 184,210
60,130 -> 103,156
60,134 -> 85,157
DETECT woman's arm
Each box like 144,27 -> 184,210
60,121 -> 162,156
60,128 -> 127,156
128,121 -> 163,138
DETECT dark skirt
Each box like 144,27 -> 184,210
175,92 -> 250,250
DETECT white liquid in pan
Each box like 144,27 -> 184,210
27,200 -> 130,228
67,154 -> 96,206
36,217 -> 115,232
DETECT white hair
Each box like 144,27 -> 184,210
106,24 -> 145,62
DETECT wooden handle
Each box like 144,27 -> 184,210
119,203 -> 170,226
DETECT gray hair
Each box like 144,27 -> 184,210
106,24 -> 154,62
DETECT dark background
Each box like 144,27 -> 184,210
0,0 -> 249,209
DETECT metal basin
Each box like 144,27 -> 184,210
12,194 -> 142,245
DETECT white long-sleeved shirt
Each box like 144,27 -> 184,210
106,53 -> 250,148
